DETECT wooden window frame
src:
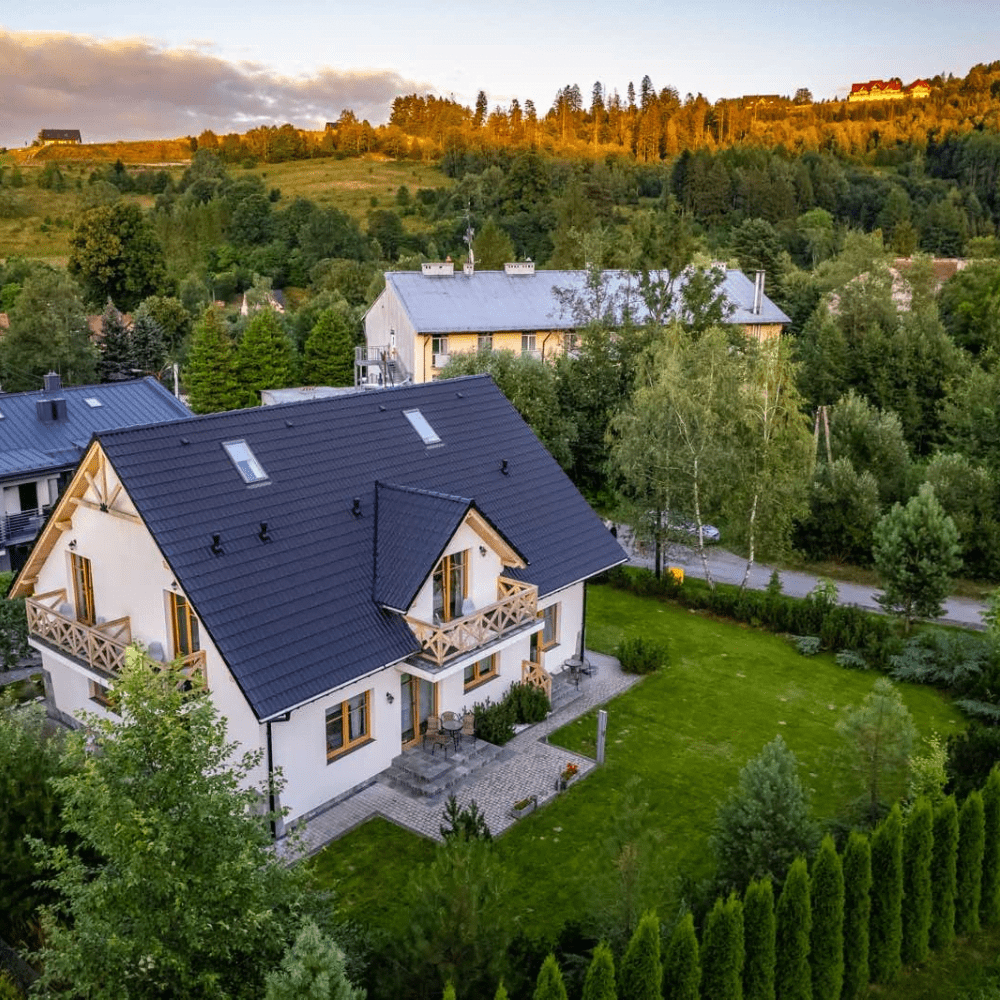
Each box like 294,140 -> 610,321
464,654 -> 498,692
169,592 -> 200,658
71,553 -> 95,625
88,678 -> 117,712
539,603 -> 560,650
326,691 -> 372,762
432,549 -> 469,623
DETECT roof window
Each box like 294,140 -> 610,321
403,408 -> 441,445
222,439 -> 269,484
84,398 -> 103,408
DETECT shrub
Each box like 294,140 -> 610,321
870,804 -> 903,984
931,796 -> 959,949
473,696 -> 516,745
810,835 -> 844,1000
662,911 -> 700,1000
948,724 -> 1000,798
775,857 -> 811,1000
981,768 -> 1000,927
794,635 -> 821,656
956,790 -> 985,936
533,954 -> 568,1000
742,878 -> 775,1000
842,832 -> 871,1000
619,911 -> 661,1000
506,681 -> 550,723
440,794 -> 492,843
615,636 -> 669,675
901,797 -> 933,965
700,893 -> 744,1000
580,941 -> 616,1000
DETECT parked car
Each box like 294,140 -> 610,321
645,511 -> 721,544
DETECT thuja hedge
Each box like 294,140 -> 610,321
498,776 -> 1000,1000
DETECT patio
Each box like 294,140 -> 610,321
280,651 -> 639,858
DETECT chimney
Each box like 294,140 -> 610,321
753,271 -> 765,315
43,371 -> 62,393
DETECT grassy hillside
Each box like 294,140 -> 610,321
7,139 -> 192,165
0,155 -> 451,266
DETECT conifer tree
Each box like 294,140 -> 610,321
581,942 -> 616,1000
980,767 -> 1000,927
901,797 -> 933,964
301,307 -> 355,387
235,307 -> 298,406
494,982 -> 509,1000
130,310 -> 166,375
98,299 -> 134,382
701,893 -> 744,1000
956,790 -> 985,936
742,878 -> 775,1000
869,804 -> 903,983
810,835 -> 844,1000
619,911 -> 661,1000
264,920 -> 364,1000
775,856 -> 811,1000
534,954 -> 569,1000
662,911 -> 700,1000
472,217 -> 516,270
184,307 -> 243,413
841,832 -> 872,1000
930,796 -> 959,949
443,983 -> 457,1000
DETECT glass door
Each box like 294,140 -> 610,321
400,674 -> 437,747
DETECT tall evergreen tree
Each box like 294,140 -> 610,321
701,893 -> 744,1000
534,954 -> 569,1000
956,790 -> 985,936
301,307 -> 354,387
930,796 -> 959,949
235,308 -> 298,406
809,835 -> 844,1000
981,768 -> 1000,927
901,797 -> 934,964
841,832 -> 872,1000
581,942 -> 616,1000
472,217 -> 517,270
264,920 -> 364,1000
130,310 -> 166,375
662,911 -> 700,1000
184,307 -> 243,414
869,805 -> 904,984
774,857 -> 811,1000
97,299 -> 135,382
742,878 -> 775,1000
619,911 -> 661,1000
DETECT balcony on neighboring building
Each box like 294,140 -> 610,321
2,505 -> 52,544
25,589 -> 206,681
404,577 -> 538,667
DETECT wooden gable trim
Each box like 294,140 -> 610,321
464,508 -> 526,569
10,442 -> 142,599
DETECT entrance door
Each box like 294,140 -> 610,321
400,674 -> 436,746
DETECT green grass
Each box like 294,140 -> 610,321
311,585 -> 963,939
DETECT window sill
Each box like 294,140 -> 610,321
540,639 -> 560,652
326,736 -> 374,765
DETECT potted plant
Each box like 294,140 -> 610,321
556,761 -> 579,791
510,795 -> 537,819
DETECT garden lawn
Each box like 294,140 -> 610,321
311,585 -> 964,940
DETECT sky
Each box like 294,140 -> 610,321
1,1 -> 996,148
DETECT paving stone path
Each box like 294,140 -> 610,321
283,651 -> 640,859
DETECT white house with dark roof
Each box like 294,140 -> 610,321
358,264 -> 790,385
0,374 -> 191,573
12,376 -> 626,831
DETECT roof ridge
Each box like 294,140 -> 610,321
376,481 -> 472,504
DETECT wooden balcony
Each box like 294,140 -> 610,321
25,589 -> 206,682
405,578 -> 538,667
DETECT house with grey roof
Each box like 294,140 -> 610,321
37,129 -> 82,144
0,373 -> 192,573
12,376 -> 626,830
358,262 -> 790,385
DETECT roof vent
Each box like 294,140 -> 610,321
258,521 -> 272,543
504,261 -> 535,276
43,371 -> 62,393
352,497 -> 362,518
210,533 -> 224,556
36,398 -> 67,423
753,270 -> 765,315
501,459 -> 510,476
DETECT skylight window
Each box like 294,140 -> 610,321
84,398 -> 103,408
222,440 -> 269,484
403,408 -> 441,445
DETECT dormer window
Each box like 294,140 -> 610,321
222,440 -> 268,484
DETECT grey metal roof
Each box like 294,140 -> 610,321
382,268 -> 790,334
0,378 -> 192,480
96,376 -> 627,720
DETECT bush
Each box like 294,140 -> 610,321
956,790 -> 985,936
931,796 -> 959,949
440,794 -> 492,843
506,681 -> 550,723
775,857 -> 811,1000
473,696 -> 516,745
616,635 -> 669,674
842,832 -> 871,1000
870,805 -> 904,984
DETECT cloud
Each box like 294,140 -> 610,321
0,29 -> 433,147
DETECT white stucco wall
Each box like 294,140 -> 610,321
364,285 -> 417,382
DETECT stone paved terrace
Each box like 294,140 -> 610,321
281,651 -> 639,859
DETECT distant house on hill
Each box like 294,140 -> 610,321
847,79 -> 931,102
37,129 -> 82,145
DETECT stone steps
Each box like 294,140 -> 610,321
378,740 -> 502,802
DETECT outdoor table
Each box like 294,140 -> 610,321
441,717 -> 462,749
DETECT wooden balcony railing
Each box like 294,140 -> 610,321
522,657 -> 552,701
405,578 -> 538,667
25,589 -> 206,682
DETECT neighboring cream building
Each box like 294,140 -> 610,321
358,263 -> 790,386
13,376 -> 625,833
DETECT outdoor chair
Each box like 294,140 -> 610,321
461,711 -> 477,748
423,715 -> 446,755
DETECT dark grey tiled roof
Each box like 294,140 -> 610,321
0,378 -> 192,479
373,483 -> 470,612
96,376 -> 626,720
380,268 -> 791,333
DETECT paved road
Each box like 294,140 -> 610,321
616,527 -> 988,631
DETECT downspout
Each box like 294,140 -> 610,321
579,582 -> 589,660
266,713 -> 291,841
